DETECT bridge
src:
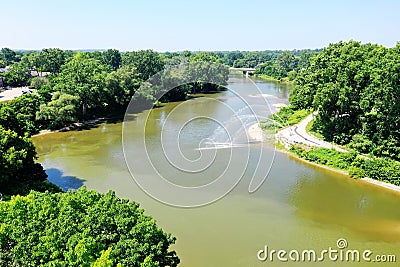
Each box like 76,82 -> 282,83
229,67 -> 256,77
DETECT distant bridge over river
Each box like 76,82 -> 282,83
229,67 -> 256,77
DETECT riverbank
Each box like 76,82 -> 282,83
255,74 -> 294,85
32,117 -> 107,137
277,137 -> 400,194
277,144 -> 349,175
247,123 -> 265,142
256,115 -> 400,194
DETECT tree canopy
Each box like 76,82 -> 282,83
102,49 -> 121,71
2,62 -> 30,87
36,92 -> 80,129
0,126 -> 59,199
0,188 -> 180,266
53,56 -> 108,117
122,50 -> 165,80
0,48 -> 19,65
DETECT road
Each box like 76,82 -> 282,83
0,87 -> 30,102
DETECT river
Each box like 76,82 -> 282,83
32,76 -> 400,266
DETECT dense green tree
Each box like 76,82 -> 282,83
90,51 -> 104,62
276,51 -> 297,73
2,62 -> 30,86
8,94 -> 43,119
0,188 -> 179,266
297,51 -> 315,70
0,126 -> 58,198
7,93 -> 44,133
158,65 -> 191,101
220,51 -> 244,66
134,81 -> 160,102
53,56 -> 108,117
0,48 -> 17,65
41,48 -> 70,74
181,50 -> 192,58
102,49 -> 121,71
105,66 -> 141,106
122,50 -> 165,80
20,51 -> 46,75
36,92 -> 80,129
189,52 -> 222,64
233,51 -> 270,68
133,60 -> 229,102
186,61 -> 228,93
29,76 -> 50,90
254,50 -> 308,80
163,53 -> 189,68
0,104 -> 35,136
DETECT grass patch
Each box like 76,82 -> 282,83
261,107 -> 310,133
305,119 -> 324,140
264,106 -> 310,129
274,140 -> 286,150
286,109 -> 310,125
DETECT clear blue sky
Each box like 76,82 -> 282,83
1,0 -> 399,51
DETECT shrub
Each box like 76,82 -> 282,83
290,146 -> 356,170
348,134 -> 374,154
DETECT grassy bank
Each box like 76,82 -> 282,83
260,106 -> 310,131
287,144 -> 400,187
289,146 -> 355,170
262,105 -> 400,189
255,74 -> 294,85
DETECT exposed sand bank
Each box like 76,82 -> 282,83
247,123 -> 264,142
272,103 -> 288,109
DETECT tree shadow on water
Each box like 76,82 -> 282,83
45,168 -> 86,191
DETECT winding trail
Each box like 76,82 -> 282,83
277,114 -> 347,152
